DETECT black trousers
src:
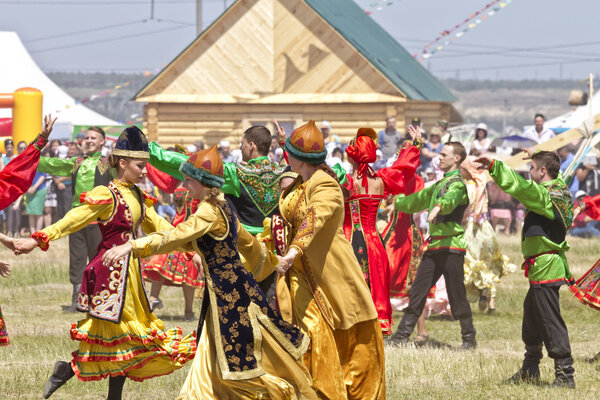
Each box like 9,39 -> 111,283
69,224 -> 102,286
56,185 -> 73,219
522,285 -> 571,361
405,251 -> 472,320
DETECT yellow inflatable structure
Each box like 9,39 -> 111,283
0,87 -> 43,153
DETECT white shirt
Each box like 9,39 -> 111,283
522,126 -> 555,144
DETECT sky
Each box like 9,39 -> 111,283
1,0 -> 600,80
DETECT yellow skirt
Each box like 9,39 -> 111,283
289,269 -> 386,400
177,304 -> 317,400
70,258 -> 196,382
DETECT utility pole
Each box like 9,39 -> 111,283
196,0 -> 203,36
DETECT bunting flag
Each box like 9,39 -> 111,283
415,0 -> 514,62
364,0 -> 400,15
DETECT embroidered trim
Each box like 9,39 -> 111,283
206,204 -> 230,241
32,134 -> 48,151
31,231 -> 49,251
290,206 -> 316,252
80,192 -> 113,205
180,162 -> 224,188
111,149 -> 149,159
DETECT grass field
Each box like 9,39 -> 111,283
0,235 -> 599,399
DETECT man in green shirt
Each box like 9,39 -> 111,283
477,151 -> 575,388
389,142 -> 477,350
37,127 -> 112,311
148,126 -> 285,302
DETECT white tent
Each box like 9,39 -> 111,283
0,31 -> 118,139
545,90 -> 600,131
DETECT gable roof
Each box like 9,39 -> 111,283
304,0 -> 456,102
135,0 -> 455,103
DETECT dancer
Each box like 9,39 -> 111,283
0,114 -> 56,346
15,127 -> 196,399
460,156 -> 515,313
103,145 -> 316,400
477,151 -> 575,388
389,142 -> 477,350
37,126 -> 112,311
143,186 -> 203,319
261,120 -> 385,399
570,193 -> 600,363
339,125 -> 422,335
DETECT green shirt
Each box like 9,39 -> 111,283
37,152 -> 112,208
489,160 -> 573,284
148,144 -> 279,234
394,169 -> 468,251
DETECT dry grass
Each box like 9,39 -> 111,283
1,235 -> 599,399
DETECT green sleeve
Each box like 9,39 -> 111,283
37,157 -> 75,177
148,142 -> 188,181
489,160 -> 553,219
436,181 -> 468,214
394,184 -> 434,214
331,163 -> 348,185
221,162 -> 240,196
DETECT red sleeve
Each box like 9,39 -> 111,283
0,135 -> 46,210
146,164 -> 180,193
377,145 -> 422,196
583,195 -> 600,220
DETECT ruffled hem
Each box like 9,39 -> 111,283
570,286 -> 600,311
31,231 -> 49,251
71,322 -> 169,347
0,338 -> 9,346
144,268 -> 204,288
80,192 -> 112,205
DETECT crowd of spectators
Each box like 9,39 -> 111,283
0,112 -> 596,238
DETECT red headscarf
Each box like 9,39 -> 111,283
345,129 -> 377,191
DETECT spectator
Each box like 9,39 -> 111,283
570,190 -> 600,237
326,146 -> 352,172
219,140 -> 234,162
270,135 -> 279,151
437,119 -> 452,143
2,139 -> 15,164
420,126 -> 444,170
378,116 -> 404,160
193,139 -> 205,151
487,181 -> 513,235
470,123 -> 493,156
558,145 -> 574,172
522,113 -> 555,144
16,141 -> 27,154
320,120 -> 338,158
576,155 -> 600,197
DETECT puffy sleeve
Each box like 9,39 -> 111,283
140,190 -> 174,234
378,144 -> 421,196
34,186 -> 114,250
394,184 -> 435,214
289,172 -> 343,255
0,134 -> 48,210
131,201 -> 221,258
146,163 -> 180,193
435,180 -> 468,215
148,141 -> 188,181
237,219 -> 277,281
221,162 -> 240,197
583,195 -> 600,220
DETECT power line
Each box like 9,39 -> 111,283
432,57 -> 600,73
29,24 -> 194,53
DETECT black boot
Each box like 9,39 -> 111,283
388,312 -> 419,345
551,357 -> 575,389
69,284 -> 81,313
506,344 -> 542,384
459,318 -> 477,350
43,361 -> 75,399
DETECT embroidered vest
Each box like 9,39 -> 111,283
76,182 -> 148,323
522,180 -> 573,244
194,202 -> 306,379
71,156 -> 111,196
433,173 -> 468,224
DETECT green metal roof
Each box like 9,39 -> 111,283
305,0 -> 456,102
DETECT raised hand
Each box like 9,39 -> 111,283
102,242 -> 133,266
273,120 -> 287,144
41,114 -> 57,139
573,204 -> 586,220
407,124 -> 422,141
0,260 -> 11,278
474,157 -> 492,169
14,238 -> 38,255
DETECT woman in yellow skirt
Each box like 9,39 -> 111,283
103,145 -> 316,400
15,127 -> 196,399
260,121 -> 386,399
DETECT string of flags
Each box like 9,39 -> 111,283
364,0 -> 400,15
415,0 -> 513,62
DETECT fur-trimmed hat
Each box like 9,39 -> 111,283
284,120 -> 327,164
179,145 -> 225,188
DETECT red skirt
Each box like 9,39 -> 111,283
0,305 -> 8,346
143,252 -> 204,288
570,258 -> 600,310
